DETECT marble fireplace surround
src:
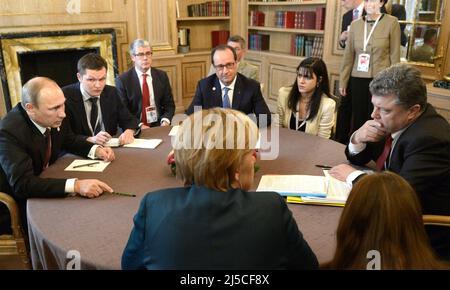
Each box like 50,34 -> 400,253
0,29 -> 117,110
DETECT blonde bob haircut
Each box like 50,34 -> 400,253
173,108 -> 259,192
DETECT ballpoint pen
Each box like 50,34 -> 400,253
110,192 -> 136,197
73,161 -> 100,168
315,164 -> 333,170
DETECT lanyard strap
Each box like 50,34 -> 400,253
363,14 -> 382,52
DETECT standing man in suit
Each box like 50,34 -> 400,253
207,35 -> 260,82
339,0 -> 364,49
0,77 -> 115,234
116,39 -> 175,129
63,53 -> 139,146
186,44 -> 271,127
335,0 -> 363,144
329,64 -> 450,259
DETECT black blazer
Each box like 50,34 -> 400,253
0,105 -> 94,233
186,73 -> 271,126
346,104 -> 450,215
115,67 -> 175,126
122,185 -> 318,269
63,83 -> 138,138
339,9 -> 354,49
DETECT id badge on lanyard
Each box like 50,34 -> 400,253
357,15 -> 381,73
145,106 -> 158,123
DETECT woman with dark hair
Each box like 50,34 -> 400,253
277,57 -> 336,139
323,172 -> 448,270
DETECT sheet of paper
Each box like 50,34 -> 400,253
256,175 -> 327,198
105,138 -> 120,147
169,125 -> 179,136
123,138 -> 162,149
64,160 -> 111,172
323,170 -> 351,201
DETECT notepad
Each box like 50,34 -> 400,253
65,160 -> 111,172
123,138 -> 162,149
256,171 -> 351,204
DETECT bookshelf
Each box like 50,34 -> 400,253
176,0 -> 232,52
247,0 -> 326,58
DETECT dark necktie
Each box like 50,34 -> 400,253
89,97 -> 100,135
141,73 -> 151,126
223,87 -> 231,108
376,135 -> 393,171
43,128 -> 52,170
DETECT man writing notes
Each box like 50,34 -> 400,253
186,44 -> 271,127
63,53 -> 139,146
116,39 -> 175,129
329,64 -> 450,259
0,77 -> 115,234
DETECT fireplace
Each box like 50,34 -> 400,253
0,29 -> 118,111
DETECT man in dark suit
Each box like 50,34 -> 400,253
338,0 -> 363,49
63,53 -> 139,146
186,44 -> 271,127
335,0 -> 363,144
329,64 -> 450,259
116,39 -> 175,129
0,77 -> 115,234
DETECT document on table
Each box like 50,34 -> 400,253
64,160 -> 111,172
257,171 -> 351,206
105,138 -> 162,149
123,138 -> 162,149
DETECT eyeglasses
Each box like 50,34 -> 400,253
214,62 -> 236,71
84,77 -> 107,84
133,51 -> 153,58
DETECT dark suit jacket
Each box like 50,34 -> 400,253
346,104 -> 450,215
0,105 -> 94,233
346,105 -> 450,258
63,83 -> 138,138
115,67 -> 175,126
186,73 -> 271,126
122,185 -> 318,270
339,9 -> 354,49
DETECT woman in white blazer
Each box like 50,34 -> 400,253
277,57 -> 336,139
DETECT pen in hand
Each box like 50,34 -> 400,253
73,161 -> 101,169
315,164 -> 333,170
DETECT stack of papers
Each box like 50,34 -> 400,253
105,138 -> 162,149
256,171 -> 351,207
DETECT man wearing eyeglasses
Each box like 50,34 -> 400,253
116,39 -> 175,129
62,53 -> 139,146
186,44 -> 271,127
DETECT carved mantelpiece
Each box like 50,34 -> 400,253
0,29 -> 117,110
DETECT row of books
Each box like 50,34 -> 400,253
290,35 -> 323,58
249,7 -> 325,30
187,0 -> 229,17
248,33 -> 270,51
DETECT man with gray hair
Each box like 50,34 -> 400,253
329,63 -> 450,259
116,39 -> 175,129
0,77 -> 115,234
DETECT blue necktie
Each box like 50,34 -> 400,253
223,87 -> 231,108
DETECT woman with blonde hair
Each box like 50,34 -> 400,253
323,172 -> 447,269
122,108 -> 318,269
